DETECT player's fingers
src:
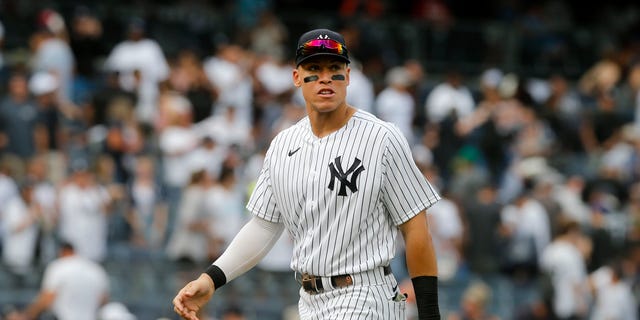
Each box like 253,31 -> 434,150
174,305 -> 183,318
173,294 -> 190,315
172,294 -> 184,310
182,309 -> 199,320
173,291 -> 202,320
174,304 -> 198,320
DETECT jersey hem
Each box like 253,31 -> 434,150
246,204 -> 281,223
394,195 -> 441,226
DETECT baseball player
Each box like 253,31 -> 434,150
173,28 -> 441,320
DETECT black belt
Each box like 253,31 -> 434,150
297,266 -> 392,294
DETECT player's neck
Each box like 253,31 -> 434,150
308,105 -> 356,138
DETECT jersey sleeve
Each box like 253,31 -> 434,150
381,125 -> 440,225
246,143 -> 281,223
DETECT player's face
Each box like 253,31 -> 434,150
293,57 -> 350,114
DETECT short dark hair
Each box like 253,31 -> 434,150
556,218 -> 580,236
59,241 -> 75,252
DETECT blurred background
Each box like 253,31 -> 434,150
0,0 -> 639,319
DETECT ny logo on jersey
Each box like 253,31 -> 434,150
328,156 -> 365,196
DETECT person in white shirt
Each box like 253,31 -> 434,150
196,104 -> 252,150
103,17 -> 170,125
426,191 -> 464,282
539,219 -> 591,320
203,166 -> 247,250
26,155 -> 59,265
424,69 -> 475,124
375,66 -> 417,145
203,42 -> 254,126
166,169 -> 214,263
187,136 -> 228,183
158,93 -> 200,243
0,165 -> 18,205
1,180 -> 40,276
0,168 -> 19,256
159,94 -> 200,189
58,159 -> 112,262
589,257 -> 638,320
552,175 -> 591,227
500,183 -> 551,268
30,25 -> 75,103
17,242 -> 110,320
346,60 -> 375,113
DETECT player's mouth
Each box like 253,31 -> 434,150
318,88 -> 335,97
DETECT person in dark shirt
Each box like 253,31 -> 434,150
462,182 -> 503,276
89,71 -> 137,127
0,71 -> 40,159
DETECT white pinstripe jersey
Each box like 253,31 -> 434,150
247,109 -> 440,277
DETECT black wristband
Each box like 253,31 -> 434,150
204,264 -> 227,289
411,275 -> 440,320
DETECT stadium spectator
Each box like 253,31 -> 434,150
588,256 -> 638,320
539,219 -> 591,319
69,6 -> 108,103
10,242 -> 110,320
125,154 -> 168,249
157,92 -> 199,242
0,71 -> 39,159
57,158 -> 114,262
447,281 -> 500,320
1,179 -> 40,280
166,169 -> 214,264
167,48 -> 216,124
103,17 -> 170,127
25,155 -> 59,266
375,65 -> 417,144
203,40 -> 254,125
30,9 -> 75,103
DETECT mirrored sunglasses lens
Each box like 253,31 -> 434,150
301,39 -> 344,56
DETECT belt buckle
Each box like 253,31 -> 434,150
301,273 -> 321,294
332,274 -> 353,288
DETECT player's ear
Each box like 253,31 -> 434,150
293,69 -> 302,87
346,66 -> 351,84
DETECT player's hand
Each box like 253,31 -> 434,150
173,273 -> 216,320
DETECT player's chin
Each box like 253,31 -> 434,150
312,101 -> 341,113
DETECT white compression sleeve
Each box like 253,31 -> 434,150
212,216 -> 285,282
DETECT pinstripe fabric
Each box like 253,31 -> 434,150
247,109 -> 440,276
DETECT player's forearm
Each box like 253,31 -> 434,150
400,212 -> 440,320
404,230 -> 438,277
23,291 -> 55,320
401,212 -> 438,277
204,216 -> 284,288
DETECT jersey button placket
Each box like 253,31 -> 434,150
301,139 -> 319,271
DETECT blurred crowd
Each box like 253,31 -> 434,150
0,1 -> 639,319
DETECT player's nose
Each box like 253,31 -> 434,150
318,70 -> 333,83
318,72 -> 331,83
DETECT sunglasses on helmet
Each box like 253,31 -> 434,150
297,39 -> 347,57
